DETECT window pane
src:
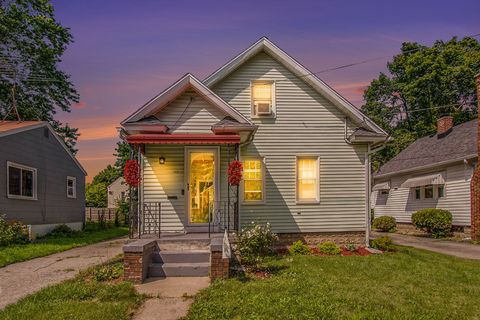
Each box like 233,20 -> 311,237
298,158 -> 318,201
438,185 -> 445,198
67,179 -> 73,187
243,159 -> 263,201
22,170 -> 33,197
424,185 -> 433,199
8,166 -> 21,196
415,187 -> 421,199
253,84 -> 271,100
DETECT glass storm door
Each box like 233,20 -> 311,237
187,150 -> 215,224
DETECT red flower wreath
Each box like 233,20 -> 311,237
227,160 -> 243,186
124,160 -> 141,187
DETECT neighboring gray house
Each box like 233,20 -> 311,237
120,37 -> 388,245
372,117 -> 477,228
0,121 -> 87,236
107,177 -> 128,208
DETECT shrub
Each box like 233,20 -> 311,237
317,241 -> 341,255
372,216 -> 397,232
237,222 -> 278,266
288,240 -> 311,255
345,244 -> 357,252
0,215 -> 29,246
44,224 -> 80,238
370,236 -> 394,251
411,208 -> 452,238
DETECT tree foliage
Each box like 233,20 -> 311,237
362,37 -> 480,170
85,182 -> 107,207
0,0 -> 80,153
113,141 -> 131,173
92,165 -> 120,186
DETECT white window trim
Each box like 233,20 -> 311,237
412,184 -> 446,200
6,161 -> 37,200
67,176 -> 77,199
250,80 -> 276,119
296,155 -> 320,204
241,157 -> 266,204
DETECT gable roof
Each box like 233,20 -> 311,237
0,121 -> 87,175
203,37 -> 387,136
375,119 -> 477,178
121,73 -> 252,125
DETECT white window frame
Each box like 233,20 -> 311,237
241,157 -> 266,204
6,161 -> 37,200
250,80 -> 276,119
67,176 -> 77,199
296,155 -> 320,204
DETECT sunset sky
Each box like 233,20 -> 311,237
51,0 -> 479,182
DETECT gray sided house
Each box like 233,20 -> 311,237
120,37 -> 388,245
0,121 -> 86,236
372,117 -> 477,228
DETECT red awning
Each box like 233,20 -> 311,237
126,133 -> 240,144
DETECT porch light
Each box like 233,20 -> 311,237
159,156 -> 166,164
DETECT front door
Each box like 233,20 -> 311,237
186,148 -> 218,226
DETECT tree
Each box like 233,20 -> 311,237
0,0 -> 80,154
113,141 -> 131,173
92,164 -> 120,186
362,36 -> 480,170
85,182 -> 107,207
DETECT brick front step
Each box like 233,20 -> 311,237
148,262 -> 210,277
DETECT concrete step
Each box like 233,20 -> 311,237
148,262 -> 210,277
158,242 -> 210,251
152,250 -> 210,264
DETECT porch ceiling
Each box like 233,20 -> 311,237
126,133 -> 240,144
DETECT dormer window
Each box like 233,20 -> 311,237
251,81 -> 275,118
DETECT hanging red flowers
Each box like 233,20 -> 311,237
227,160 -> 243,186
124,160 -> 141,187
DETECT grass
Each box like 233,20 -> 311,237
0,258 -> 144,320
0,224 -> 128,268
186,247 -> 480,319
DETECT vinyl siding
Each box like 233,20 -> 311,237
154,89 -> 225,133
213,52 -> 367,233
372,163 -> 473,226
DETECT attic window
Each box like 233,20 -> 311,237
251,81 -> 275,118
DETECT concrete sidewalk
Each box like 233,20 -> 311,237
372,231 -> 480,260
0,237 -> 128,309
133,277 -> 210,320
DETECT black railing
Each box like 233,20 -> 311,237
139,202 -> 161,238
208,200 -> 237,236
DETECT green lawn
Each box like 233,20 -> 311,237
0,259 -> 144,320
186,247 -> 480,320
0,226 -> 128,268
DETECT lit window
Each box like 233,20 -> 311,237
297,157 -> 319,202
251,82 -> 274,117
7,162 -> 37,200
424,185 -> 433,199
67,176 -> 76,198
415,187 -> 421,200
438,185 -> 445,198
243,159 -> 263,202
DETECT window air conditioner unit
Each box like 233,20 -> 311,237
255,102 -> 272,115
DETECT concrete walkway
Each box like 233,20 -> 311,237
372,231 -> 480,260
134,277 -> 210,320
0,237 -> 128,309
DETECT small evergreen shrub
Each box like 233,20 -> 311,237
44,224 -> 80,238
288,240 -> 311,255
237,222 -> 278,266
370,236 -> 394,251
317,241 -> 341,255
372,216 -> 397,232
0,215 -> 29,246
411,208 -> 452,238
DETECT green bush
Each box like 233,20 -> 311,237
372,216 -> 397,232
92,262 -> 124,281
317,241 -> 341,255
345,244 -> 357,252
370,236 -> 394,251
288,240 -> 311,255
44,224 -> 80,238
411,208 -> 452,238
0,215 -> 29,247
115,198 -> 130,227
237,222 -> 278,266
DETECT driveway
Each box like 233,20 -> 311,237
0,237 -> 128,309
372,231 -> 480,260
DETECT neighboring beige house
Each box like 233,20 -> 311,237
107,177 -> 128,208
120,37 -> 388,244
372,117 -> 477,228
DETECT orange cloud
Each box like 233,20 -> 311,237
73,101 -> 87,109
